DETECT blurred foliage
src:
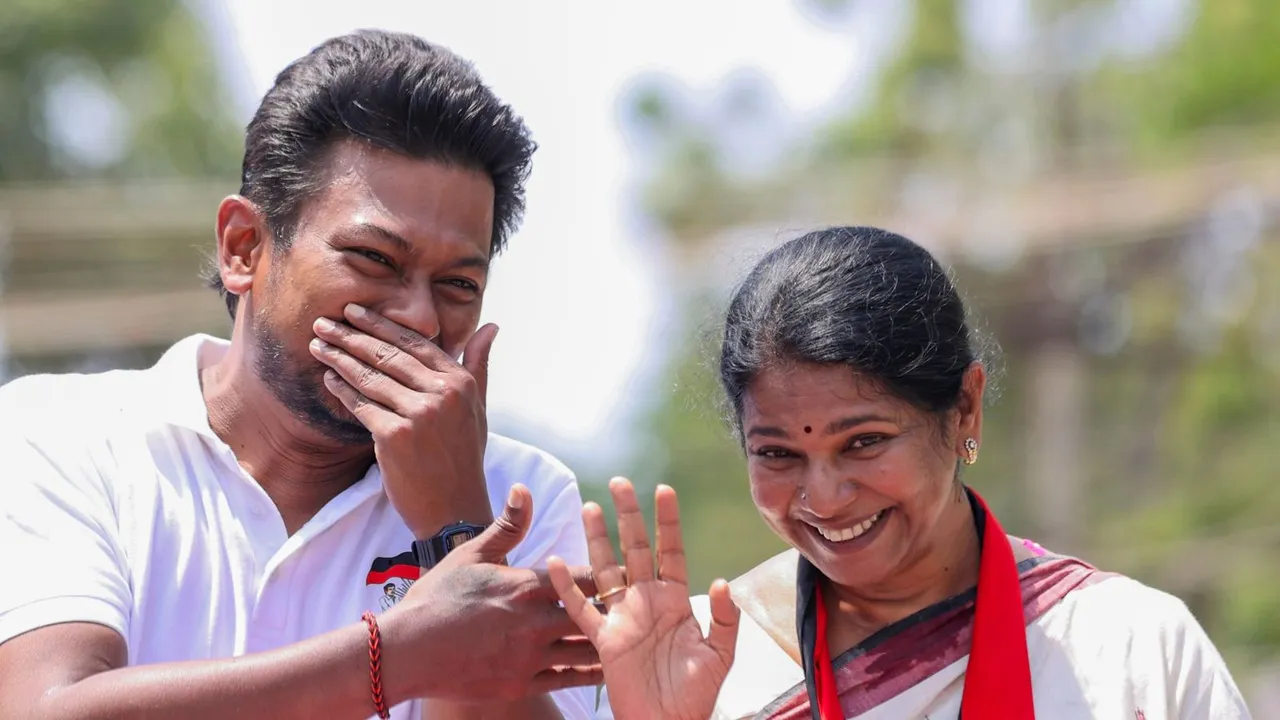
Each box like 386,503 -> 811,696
614,0 -> 1280,689
1097,0 -> 1280,156
0,0 -> 241,181
821,0 -> 967,160
0,0 -> 242,374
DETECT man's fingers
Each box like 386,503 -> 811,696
546,556 -> 604,640
462,323 -> 499,405
319,370 -> 397,430
529,563 -> 627,607
311,339 -> 417,412
538,609 -> 600,644
529,565 -> 598,602
706,578 -> 740,667
529,666 -> 605,695
546,636 -> 600,668
451,485 -> 531,566
315,315 -> 433,391
340,303 -> 456,371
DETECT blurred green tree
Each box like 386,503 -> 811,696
0,0 -> 241,181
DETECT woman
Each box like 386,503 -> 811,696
547,226 -> 1252,719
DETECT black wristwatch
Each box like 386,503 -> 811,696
413,521 -> 487,570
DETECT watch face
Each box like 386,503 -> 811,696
447,531 -> 472,550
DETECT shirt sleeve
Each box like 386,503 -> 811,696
1164,599 -> 1255,719
494,449 -> 596,719
505,474 -> 589,572
0,381 -> 132,649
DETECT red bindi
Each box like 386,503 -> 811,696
804,425 -> 812,434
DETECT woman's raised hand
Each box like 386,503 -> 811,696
547,478 -> 740,720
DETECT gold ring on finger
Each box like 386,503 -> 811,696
595,585 -> 627,603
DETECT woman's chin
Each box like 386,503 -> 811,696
818,560 -> 891,591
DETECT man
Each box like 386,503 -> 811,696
0,30 -> 601,719
380,584 -> 404,611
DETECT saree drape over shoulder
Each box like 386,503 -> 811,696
597,542 -> 1252,719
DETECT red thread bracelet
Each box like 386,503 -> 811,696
361,611 -> 390,719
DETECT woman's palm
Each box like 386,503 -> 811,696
547,479 -> 740,720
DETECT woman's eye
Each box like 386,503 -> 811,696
754,447 -> 793,460
849,435 -> 886,450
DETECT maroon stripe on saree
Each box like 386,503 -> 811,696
759,554 -> 1116,720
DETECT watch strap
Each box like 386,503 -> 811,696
413,521 -> 486,570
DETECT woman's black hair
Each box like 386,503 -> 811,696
719,226 -> 984,437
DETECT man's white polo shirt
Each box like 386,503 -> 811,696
0,334 -> 596,719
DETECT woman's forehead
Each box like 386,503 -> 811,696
743,364 -> 910,422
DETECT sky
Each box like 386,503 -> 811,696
209,0 -> 865,464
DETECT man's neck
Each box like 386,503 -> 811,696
199,341 -> 374,534
826,488 -> 981,649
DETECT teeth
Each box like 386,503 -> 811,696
815,511 -> 884,543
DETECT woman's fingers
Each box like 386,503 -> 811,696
706,579 -> 741,667
610,477 -> 655,584
582,502 -> 628,609
547,556 -> 603,640
653,484 -> 688,586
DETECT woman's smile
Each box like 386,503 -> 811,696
802,507 -> 892,554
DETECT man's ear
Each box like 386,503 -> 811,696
215,195 -> 270,298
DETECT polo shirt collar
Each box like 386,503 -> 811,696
148,333 -> 225,441
143,333 -> 388,527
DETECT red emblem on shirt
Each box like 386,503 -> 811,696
366,548 -> 419,585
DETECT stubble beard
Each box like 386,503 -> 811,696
250,308 -> 373,447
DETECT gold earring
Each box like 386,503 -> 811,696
963,437 -> 979,465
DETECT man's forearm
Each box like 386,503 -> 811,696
422,695 -> 565,720
26,622 -> 389,720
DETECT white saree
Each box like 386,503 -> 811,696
596,546 -> 1252,719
